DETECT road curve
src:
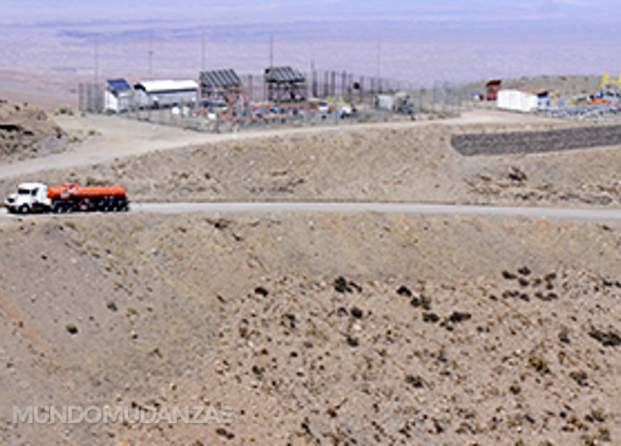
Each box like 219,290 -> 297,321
1,202 -> 620,220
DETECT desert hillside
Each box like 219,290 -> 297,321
2,120 -> 621,208
0,99 -> 67,162
0,212 -> 620,445
1,106 -> 621,445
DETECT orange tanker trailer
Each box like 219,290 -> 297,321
47,183 -> 128,213
4,182 -> 129,214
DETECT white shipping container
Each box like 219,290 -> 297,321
374,94 -> 396,111
497,89 -> 539,113
134,80 -> 199,108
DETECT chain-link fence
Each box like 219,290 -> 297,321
235,70 -> 418,103
78,83 -> 104,113
79,71 -> 471,132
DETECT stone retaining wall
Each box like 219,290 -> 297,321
451,125 -> 621,156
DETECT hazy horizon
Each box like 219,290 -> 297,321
1,1 -> 620,102
3,1 -> 621,26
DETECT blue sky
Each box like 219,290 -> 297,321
2,0 -> 619,25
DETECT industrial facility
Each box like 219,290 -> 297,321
133,79 -> 199,109
488,72 -> 621,119
80,56 -> 472,132
199,69 -> 243,103
264,66 -> 307,103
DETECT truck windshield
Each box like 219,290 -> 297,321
18,189 -> 31,195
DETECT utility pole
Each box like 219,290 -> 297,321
148,31 -> 153,80
310,46 -> 316,98
270,35 -> 274,69
93,37 -> 100,112
94,37 -> 99,86
376,36 -> 381,94
201,31 -> 206,72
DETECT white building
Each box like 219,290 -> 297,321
497,89 -> 551,113
134,80 -> 198,109
104,79 -> 132,113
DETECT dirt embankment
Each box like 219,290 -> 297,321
0,125 -> 464,204
2,121 -> 621,208
0,99 -> 67,162
0,212 -> 620,445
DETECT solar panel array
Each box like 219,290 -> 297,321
265,66 -> 306,84
200,69 -> 243,88
107,78 -> 131,92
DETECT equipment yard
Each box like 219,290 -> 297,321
1,105 -> 621,445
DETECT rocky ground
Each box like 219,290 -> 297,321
0,99 -> 70,162
1,100 -> 621,445
2,120 -> 621,208
0,212 -> 620,445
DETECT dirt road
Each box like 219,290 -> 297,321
0,109 -> 555,181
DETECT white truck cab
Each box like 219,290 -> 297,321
4,182 -> 51,213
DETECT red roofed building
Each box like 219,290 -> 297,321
486,79 -> 502,101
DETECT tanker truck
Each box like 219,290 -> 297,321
4,182 -> 129,214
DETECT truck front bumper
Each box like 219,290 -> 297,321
4,202 -> 18,213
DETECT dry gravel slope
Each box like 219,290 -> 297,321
2,121 -> 621,208
0,99 -> 67,162
0,212 -> 620,445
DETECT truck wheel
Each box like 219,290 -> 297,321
18,205 -> 29,214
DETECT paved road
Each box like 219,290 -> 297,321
2,202 -> 619,221
131,202 -> 621,220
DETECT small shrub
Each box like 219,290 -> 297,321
528,354 -> 550,374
